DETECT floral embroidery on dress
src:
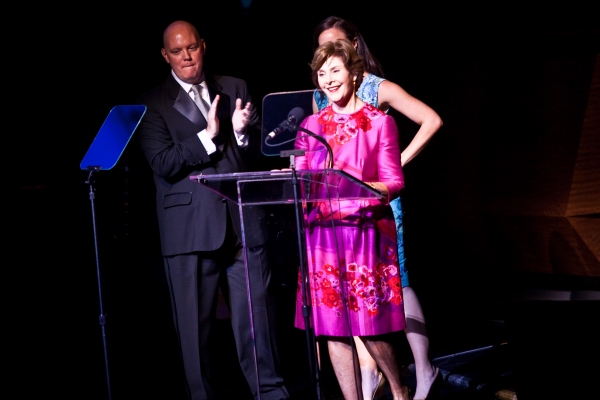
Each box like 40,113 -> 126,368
317,103 -> 382,145
300,244 -> 402,317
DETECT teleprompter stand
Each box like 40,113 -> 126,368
80,105 -> 147,400
190,167 -> 382,400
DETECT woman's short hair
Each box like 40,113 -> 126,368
310,39 -> 365,90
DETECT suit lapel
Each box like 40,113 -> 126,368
166,75 -> 235,154
168,75 -> 206,127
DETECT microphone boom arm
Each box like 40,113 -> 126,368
295,125 -> 334,169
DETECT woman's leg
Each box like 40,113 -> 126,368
403,286 -> 439,399
354,336 -> 381,400
362,337 -> 411,400
392,197 -> 438,398
328,338 -> 363,400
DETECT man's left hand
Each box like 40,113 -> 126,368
232,98 -> 253,133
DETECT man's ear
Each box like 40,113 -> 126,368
161,48 -> 169,64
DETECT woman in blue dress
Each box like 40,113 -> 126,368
312,16 -> 444,400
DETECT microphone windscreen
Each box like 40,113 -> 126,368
288,107 -> 305,123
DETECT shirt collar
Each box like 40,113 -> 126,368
171,70 -> 206,93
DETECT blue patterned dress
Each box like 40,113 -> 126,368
314,73 -> 409,287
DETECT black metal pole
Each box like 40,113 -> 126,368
85,167 -> 112,400
290,166 -> 321,400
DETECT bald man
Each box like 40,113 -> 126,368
137,20 -> 289,400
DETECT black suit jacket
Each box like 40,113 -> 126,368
137,73 -> 267,256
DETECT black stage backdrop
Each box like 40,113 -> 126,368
8,1 -> 599,399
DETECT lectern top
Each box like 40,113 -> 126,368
189,168 -> 382,206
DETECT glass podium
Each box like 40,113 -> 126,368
190,168 -> 382,400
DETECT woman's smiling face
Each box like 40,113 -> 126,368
317,56 -> 355,107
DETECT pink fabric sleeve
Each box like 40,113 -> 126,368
377,115 -> 404,200
293,117 -> 313,170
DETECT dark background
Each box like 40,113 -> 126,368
8,1 -> 599,399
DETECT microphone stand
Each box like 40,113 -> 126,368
287,156 -> 322,400
278,124 -> 334,400
298,127 -> 369,397
264,120 -> 332,169
295,125 -> 334,169
278,123 -> 373,398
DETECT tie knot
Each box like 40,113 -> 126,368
191,84 -> 208,102
190,84 -> 201,95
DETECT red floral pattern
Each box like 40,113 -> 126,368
299,244 -> 402,317
317,103 -> 382,145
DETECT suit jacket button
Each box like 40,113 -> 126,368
221,198 -> 227,203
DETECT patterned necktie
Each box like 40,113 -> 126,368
190,84 -> 210,119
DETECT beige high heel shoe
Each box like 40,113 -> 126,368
372,371 -> 386,400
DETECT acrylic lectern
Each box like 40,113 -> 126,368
190,168 -> 382,400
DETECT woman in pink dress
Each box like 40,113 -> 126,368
293,38 -> 411,400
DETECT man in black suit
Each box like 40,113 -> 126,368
137,20 -> 289,400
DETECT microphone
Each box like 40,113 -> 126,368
267,107 -> 305,139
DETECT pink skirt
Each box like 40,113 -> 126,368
294,201 -> 406,337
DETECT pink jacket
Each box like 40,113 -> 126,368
295,104 -> 404,204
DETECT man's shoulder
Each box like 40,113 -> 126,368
213,74 -> 246,84
138,77 -> 173,103
211,75 -> 248,90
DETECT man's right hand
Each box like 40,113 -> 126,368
206,94 -> 220,139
